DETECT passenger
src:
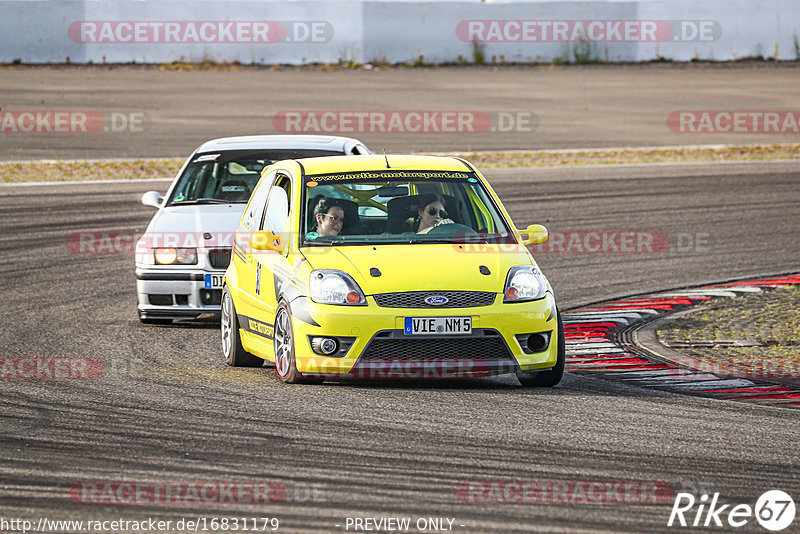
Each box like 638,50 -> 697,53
414,193 -> 454,234
313,197 -> 345,237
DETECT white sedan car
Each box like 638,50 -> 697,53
135,135 -> 371,324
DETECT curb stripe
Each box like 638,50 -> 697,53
563,272 -> 800,409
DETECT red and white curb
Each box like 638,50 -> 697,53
562,273 -> 800,408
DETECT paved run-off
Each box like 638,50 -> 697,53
2,143 -> 799,183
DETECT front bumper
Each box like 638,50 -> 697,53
289,292 -> 559,378
136,268 -> 224,320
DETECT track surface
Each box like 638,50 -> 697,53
2,63 -> 800,160
1,161 -> 799,533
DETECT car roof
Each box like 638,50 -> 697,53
194,135 -> 363,153
294,154 -> 475,175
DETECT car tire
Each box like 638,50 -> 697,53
273,301 -> 324,384
139,316 -> 173,325
516,312 -> 565,387
221,286 -> 263,368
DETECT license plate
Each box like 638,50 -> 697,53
404,317 -> 472,335
204,274 -> 224,289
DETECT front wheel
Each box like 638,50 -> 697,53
221,287 -> 263,367
274,302 -> 324,384
516,313 -> 565,387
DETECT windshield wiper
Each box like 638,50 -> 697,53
402,238 -> 453,244
172,198 -> 245,205
303,238 -> 345,246
195,198 -> 245,204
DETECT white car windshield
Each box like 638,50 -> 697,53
302,170 -> 515,245
168,149 -> 342,205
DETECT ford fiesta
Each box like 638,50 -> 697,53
221,155 -> 564,386
135,135 -> 370,324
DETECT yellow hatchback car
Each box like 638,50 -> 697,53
221,155 -> 564,386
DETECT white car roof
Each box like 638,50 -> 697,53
194,135 -> 365,153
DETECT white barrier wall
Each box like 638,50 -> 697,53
1,0 -> 798,64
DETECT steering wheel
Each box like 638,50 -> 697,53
426,222 -> 479,237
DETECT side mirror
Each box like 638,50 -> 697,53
518,224 -> 548,246
142,191 -> 164,208
250,231 -> 285,253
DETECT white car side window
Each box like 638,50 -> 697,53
243,171 -> 275,232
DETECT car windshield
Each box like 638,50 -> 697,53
302,169 -> 515,246
167,149 -> 343,205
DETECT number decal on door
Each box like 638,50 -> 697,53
256,262 -> 261,297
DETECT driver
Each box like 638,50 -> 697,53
415,193 -> 454,234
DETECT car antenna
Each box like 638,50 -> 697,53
382,148 -> 391,168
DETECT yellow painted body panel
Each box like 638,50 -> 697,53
224,155 -> 560,378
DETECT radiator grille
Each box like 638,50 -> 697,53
208,248 -> 232,269
359,332 -> 512,362
373,291 -> 496,308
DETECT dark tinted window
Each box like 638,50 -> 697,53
168,149 -> 341,205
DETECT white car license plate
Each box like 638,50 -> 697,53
404,317 -> 472,335
204,274 -> 224,289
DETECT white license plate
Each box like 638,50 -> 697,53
404,317 -> 472,335
204,274 -> 224,289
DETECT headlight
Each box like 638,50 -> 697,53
504,265 -> 548,302
310,270 -> 366,305
154,247 -> 197,265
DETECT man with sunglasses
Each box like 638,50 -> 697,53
313,197 -> 345,237
415,193 -> 455,234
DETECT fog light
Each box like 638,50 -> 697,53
527,333 -> 548,353
311,337 -> 339,355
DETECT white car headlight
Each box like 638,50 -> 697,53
154,247 -> 197,265
310,270 -> 366,305
504,265 -> 548,302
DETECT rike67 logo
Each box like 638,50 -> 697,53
668,490 -> 795,531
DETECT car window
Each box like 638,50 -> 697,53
260,173 -> 292,233
301,170 -> 514,246
167,148 -> 342,205
243,171 -> 275,233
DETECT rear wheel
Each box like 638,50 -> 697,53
516,313 -> 565,387
274,302 -> 324,384
221,287 -> 263,367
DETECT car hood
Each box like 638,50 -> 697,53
301,244 -> 533,294
144,204 -> 246,248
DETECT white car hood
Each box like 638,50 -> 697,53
143,204 -> 246,249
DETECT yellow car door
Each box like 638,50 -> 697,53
231,170 -> 277,350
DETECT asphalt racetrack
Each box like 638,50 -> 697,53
1,65 -> 800,533
2,63 -> 800,160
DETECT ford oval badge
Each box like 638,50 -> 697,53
425,295 -> 449,306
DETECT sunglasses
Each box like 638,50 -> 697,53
427,207 -> 448,218
321,213 -> 344,223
